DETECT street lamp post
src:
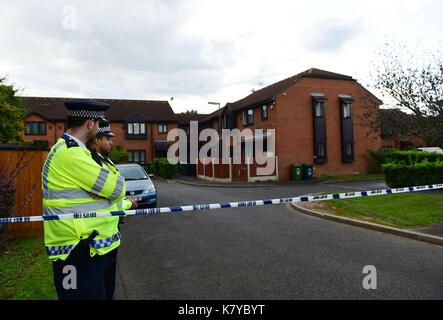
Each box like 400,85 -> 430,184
208,101 -> 221,134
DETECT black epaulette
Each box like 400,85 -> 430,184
62,136 -> 79,148
89,148 -> 103,166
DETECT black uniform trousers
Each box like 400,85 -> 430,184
52,247 -> 118,300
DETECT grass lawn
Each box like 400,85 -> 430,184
299,191 -> 443,229
0,237 -> 57,300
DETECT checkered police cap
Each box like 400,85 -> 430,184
64,99 -> 110,123
97,122 -> 115,137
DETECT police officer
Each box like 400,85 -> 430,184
90,122 -> 133,222
90,122 -> 118,173
42,99 -> 135,300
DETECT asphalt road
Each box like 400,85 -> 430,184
115,179 -> 443,300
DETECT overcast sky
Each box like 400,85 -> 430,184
1,0 -> 442,114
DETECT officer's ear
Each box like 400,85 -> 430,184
94,135 -> 103,146
86,119 -> 96,130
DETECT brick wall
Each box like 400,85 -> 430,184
23,116 -> 178,162
101,122 -> 178,162
275,77 -> 381,179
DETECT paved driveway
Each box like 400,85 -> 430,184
115,179 -> 443,299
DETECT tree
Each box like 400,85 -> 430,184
182,109 -> 198,114
364,40 -> 443,147
0,76 -> 25,144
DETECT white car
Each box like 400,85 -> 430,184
417,147 -> 443,154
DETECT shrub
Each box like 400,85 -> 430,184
382,160 -> 443,188
145,162 -> 154,175
153,158 -> 177,178
109,146 -> 128,164
152,158 -> 163,176
26,140 -> 49,148
369,148 -> 443,172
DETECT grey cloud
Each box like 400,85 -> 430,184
304,19 -> 363,53
1,0 -> 237,98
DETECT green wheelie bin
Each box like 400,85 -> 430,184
302,163 -> 313,180
290,164 -> 302,181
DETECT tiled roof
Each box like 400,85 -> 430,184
22,97 -> 177,122
227,68 -> 354,112
202,68 -> 357,122
175,113 -> 210,125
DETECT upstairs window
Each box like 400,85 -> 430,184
127,122 -> 146,135
342,103 -> 352,119
314,102 -> 325,118
246,109 -> 254,125
159,124 -> 167,134
242,109 -> 254,125
262,105 -> 268,120
381,125 -> 393,138
25,121 -> 46,135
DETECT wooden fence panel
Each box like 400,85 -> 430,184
0,149 -> 48,238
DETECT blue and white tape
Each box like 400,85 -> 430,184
1,183 -> 442,224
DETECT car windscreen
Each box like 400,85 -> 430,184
118,166 -> 148,181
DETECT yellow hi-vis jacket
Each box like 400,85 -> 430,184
93,150 -> 132,211
42,135 -> 127,261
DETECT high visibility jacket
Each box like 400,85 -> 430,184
92,150 -> 132,211
103,161 -> 132,211
43,134 -> 127,261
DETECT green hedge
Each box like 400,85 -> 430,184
153,158 -> 177,178
382,160 -> 443,188
369,149 -> 443,173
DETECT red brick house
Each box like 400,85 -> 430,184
194,68 -> 383,180
21,68 -> 383,180
22,97 -> 177,162
379,109 -> 429,151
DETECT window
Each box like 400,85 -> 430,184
312,98 -> 328,164
314,102 -> 324,118
262,105 -> 268,120
127,122 -> 146,135
25,122 -> 46,135
159,124 -> 167,134
134,123 -> 140,135
344,142 -> 352,156
343,103 -> 352,119
317,143 -> 325,158
247,109 -> 254,124
381,125 -> 393,137
128,150 -> 146,163
242,109 -> 254,126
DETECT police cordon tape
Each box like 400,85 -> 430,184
1,183 -> 442,224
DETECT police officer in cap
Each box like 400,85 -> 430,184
42,99 -> 134,300
90,122 -> 134,223
90,122 -> 118,172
